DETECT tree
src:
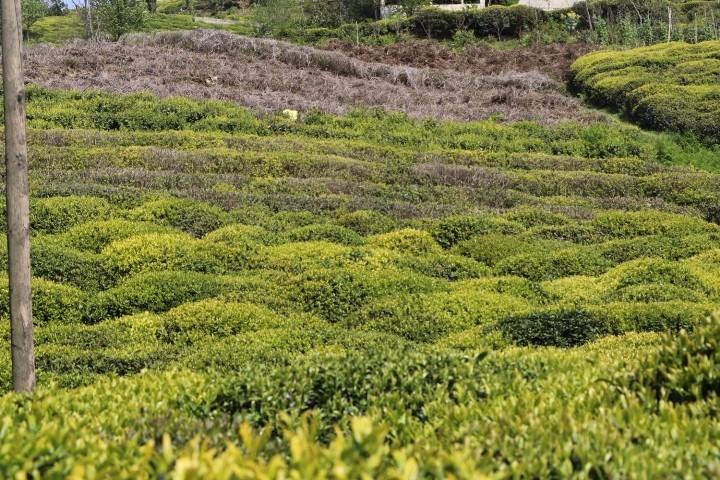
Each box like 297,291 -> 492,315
20,0 -> 49,40
91,0 -> 147,40
2,0 -> 36,393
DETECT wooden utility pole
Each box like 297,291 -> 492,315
2,0 -> 36,392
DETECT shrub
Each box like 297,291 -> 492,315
628,312 -> 720,404
31,196 -> 113,234
361,289 -> 531,343
587,301 -> 711,334
431,215 -> 523,249
524,223 -> 610,245
29,235 -> 111,291
102,233 -> 260,281
61,219 -> 179,253
285,224 -> 365,246
124,197 -> 231,237
368,229 -> 442,255
204,224 -> 277,246
591,210 -> 719,238
600,257 -> 708,293
503,207 -> 571,228
85,271 -> 239,322
0,276 -> 87,325
293,267 -> 444,323
396,252 -> 491,281
159,300 -> 286,346
337,210 -> 396,236
496,247 -> 613,281
599,233 -> 720,264
453,234 -> 539,267
499,308 -> 606,348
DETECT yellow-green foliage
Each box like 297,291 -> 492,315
0,276 -> 87,325
159,300 -> 288,346
102,232 -> 259,280
368,228 -> 442,255
124,197 -> 231,237
570,41 -> 720,142
60,219 -> 180,253
31,195 -> 113,234
5,84 -> 720,477
204,224 -> 276,246
28,14 -> 86,43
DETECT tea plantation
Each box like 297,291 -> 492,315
1,82 -> 719,477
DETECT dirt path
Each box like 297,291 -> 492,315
193,16 -> 237,25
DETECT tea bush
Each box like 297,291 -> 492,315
432,215 -> 524,249
590,210 -> 719,238
204,224 -> 277,246
396,252 -> 491,280
293,267 -> 444,323
102,232 -> 260,280
123,196 -> 231,237
629,312 -> 720,404
337,209 -> 396,235
361,289 -> 531,343
453,234 -> 542,266
61,219 -> 179,253
30,195 -> 113,234
285,224 -> 365,246
570,41 -> 720,143
85,271 -> 242,322
495,247 -> 613,281
499,307 -> 607,348
159,300 -> 287,346
368,228 -> 442,255
0,276 -> 87,325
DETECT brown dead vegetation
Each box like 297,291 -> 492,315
320,39 -> 598,82
24,29 -> 602,124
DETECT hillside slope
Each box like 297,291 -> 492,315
25,29 -> 602,124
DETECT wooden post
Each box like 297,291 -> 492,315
2,0 -> 36,393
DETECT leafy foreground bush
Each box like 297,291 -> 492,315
570,41 -> 720,144
1,329 -> 720,477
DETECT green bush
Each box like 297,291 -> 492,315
499,308 -> 607,348
629,312 -> 720,404
285,224 -> 365,246
0,276 -> 87,325
503,207 -> 571,228
204,224 -> 277,246
159,300 -> 287,346
496,247 -> 613,281
31,196 -> 113,234
85,271 -> 240,322
396,252 -> 491,281
453,234 -> 539,266
29,235 -> 111,291
102,232 -> 260,281
587,301 -> 711,334
570,41 -> 720,143
598,233 -> 720,264
61,219 -> 179,253
601,257 -> 709,293
361,289 -> 531,343
368,228 -> 442,255
524,223 -> 610,244
590,210 -> 718,238
124,197 -> 231,237
431,215 -> 523,249
293,267 -> 444,323
337,210 -> 396,236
